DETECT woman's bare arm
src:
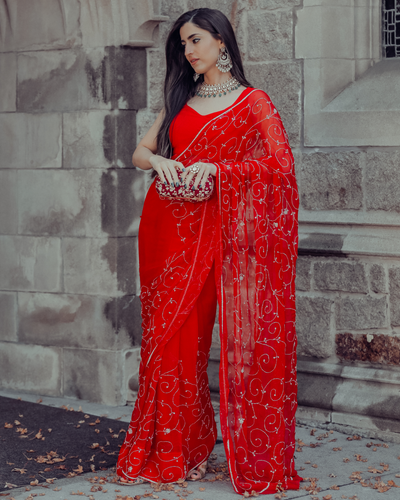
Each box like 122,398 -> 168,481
132,110 -> 183,186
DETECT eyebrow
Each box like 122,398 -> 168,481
181,33 -> 201,43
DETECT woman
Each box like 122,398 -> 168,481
117,8 -> 301,495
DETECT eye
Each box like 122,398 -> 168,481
193,38 -> 200,44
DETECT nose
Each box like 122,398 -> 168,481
185,44 -> 192,58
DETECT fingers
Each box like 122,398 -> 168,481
153,159 -> 184,187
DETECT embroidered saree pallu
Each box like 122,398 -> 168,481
117,88 -> 302,494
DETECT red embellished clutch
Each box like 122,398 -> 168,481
155,175 -> 214,202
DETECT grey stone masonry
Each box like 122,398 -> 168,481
63,348 -> 125,405
389,267 -> 400,327
366,151 -> 400,212
300,152 -> 363,210
0,53 -> 16,111
244,62 -> 301,146
248,10 -> 293,61
0,236 -> 61,292
0,342 -> 62,396
0,292 -> 17,342
0,170 -> 18,234
314,261 -> 368,293
296,296 -> 333,358
369,264 -> 387,294
295,257 -> 312,291
0,113 -> 62,169
336,295 -> 387,331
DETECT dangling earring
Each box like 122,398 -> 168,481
216,47 -> 232,73
193,72 -> 200,82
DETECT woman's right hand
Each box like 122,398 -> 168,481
149,155 -> 185,187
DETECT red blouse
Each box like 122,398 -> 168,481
170,87 -> 254,158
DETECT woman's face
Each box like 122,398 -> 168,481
180,22 -> 223,75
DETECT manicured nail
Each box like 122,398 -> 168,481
170,182 -> 174,187
164,181 -> 167,185
182,167 -> 186,172
184,184 -> 187,188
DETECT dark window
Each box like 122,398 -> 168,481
383,0 -> 400,57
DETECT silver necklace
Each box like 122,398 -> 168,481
196,76 -> 241,98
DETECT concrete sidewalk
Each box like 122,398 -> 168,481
1,389 -> 400,500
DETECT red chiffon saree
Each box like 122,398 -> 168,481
117,88 -> 301,494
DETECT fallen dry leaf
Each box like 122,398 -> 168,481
34,430 -> 43,440
322,495 -> 332,500
36,398 -> 42,404
11,468 -> 27,474
14,420 -> 21,426
73,465 -> 84,474
4,423 -> 13,429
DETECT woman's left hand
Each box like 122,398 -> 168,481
181,162 -> 217,190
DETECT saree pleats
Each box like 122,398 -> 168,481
117,88 -> 301,494
117,186 -> 218,482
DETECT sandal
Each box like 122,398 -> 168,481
187,460 -> 208,481
116,477 -> 147,486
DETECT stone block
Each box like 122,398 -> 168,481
103,295 -> 143,346
366,151 -> 400,212
300,152 -> 362,210
186,0 -> 245,20
296,296 -> 333,358
63,109 -> 137,169
336,295 -> 387,330
63,348 -> 125,405
0,292 -> 17,342
147,49 -> 165,112
389,267 -> 400,327
332,378 -> 400,422
295,257 -> 311,291
259,0 -> 301,8
0,170 -> 18,234
295,5 -> 354,59
369,264 -> 387,294
17,47 -> 146,113
18,169 -> 102,237
248,10 -> 293,61
18,292 -> 133,350
63,237 -> 137,296
0,113 -> 61,169
297,371 -> 339,409
244,62 -> 301,146
0,236 -> 61,292
63,111 -> 110,169
314,261 -> 367,293
0,342 -> 62,396
136,108 -> 159,143
100,169 -> 147,237
102,111 -> 137,168
336,332 -> 400,365
0,53 -> 16,111
0,0 -> 80,52
125,347 -> 141,400
17,49 -> 108,112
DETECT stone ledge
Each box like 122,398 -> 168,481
296,406 -> 400,444
299,225 -> 400,258
297,359 -> 400,385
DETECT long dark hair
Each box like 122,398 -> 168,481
156,8 -> 252,158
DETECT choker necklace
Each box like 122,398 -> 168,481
196,76 -> 241,98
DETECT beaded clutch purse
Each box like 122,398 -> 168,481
155,175 -> 214,202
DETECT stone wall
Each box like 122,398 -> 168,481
0,0 -> 167,405
1,0 -> 400,438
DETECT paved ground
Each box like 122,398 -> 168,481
1,389 -> 400,500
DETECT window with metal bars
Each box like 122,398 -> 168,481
383,0 -> 400,57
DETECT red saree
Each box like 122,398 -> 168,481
117,87 -> 301,494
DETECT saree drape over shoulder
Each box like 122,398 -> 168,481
117,88 -> 301,494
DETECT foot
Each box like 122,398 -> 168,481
117,477 -> 146,485
187,461 -> 207,481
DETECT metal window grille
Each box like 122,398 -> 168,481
383,0 -> 400,57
